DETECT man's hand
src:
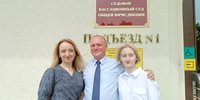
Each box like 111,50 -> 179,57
144,69 -> 155,80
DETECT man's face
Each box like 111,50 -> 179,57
90,36 -> 107,60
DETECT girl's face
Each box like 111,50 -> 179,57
59,42 -> 76,65
120,47 -> 137,68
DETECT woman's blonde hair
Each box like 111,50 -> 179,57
51,38 -> 84,72
117,44 -> 141,64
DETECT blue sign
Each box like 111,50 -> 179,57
184,47 -> 195,59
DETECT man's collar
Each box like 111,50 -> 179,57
92,56 -> 108,66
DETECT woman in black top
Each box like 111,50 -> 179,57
38,38 -> 84,100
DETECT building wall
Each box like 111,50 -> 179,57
0,0 -> 184,100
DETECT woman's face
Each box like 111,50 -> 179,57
59,41 -> 76,65
120,47 -> 137,68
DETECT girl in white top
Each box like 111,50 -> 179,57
117,44 -> 160,100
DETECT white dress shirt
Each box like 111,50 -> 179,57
118,68 -> 160,100
83,56 -> 124,100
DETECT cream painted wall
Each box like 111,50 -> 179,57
0,0 -> 184,100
